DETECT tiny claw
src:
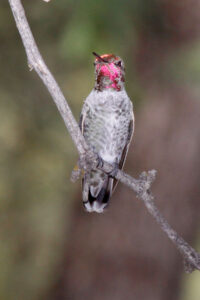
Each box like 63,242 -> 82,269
96,155 -> 104,168
108,162 -> 119,178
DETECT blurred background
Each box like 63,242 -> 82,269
0,0 -> 200,299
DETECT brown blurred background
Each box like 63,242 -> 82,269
0,0 -> 200,299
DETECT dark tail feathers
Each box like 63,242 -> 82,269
83,177 -> 113,213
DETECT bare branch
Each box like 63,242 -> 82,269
8,0 -> 87,157
8,0 -> 200,273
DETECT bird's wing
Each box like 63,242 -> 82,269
112,117 -> 134,192
71,106 -> 87,176
79,101 -> 90,133
79,110 -> 85,133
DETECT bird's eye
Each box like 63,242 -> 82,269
115,61 -> 122,67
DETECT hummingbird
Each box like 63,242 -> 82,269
79,52 -> 134,213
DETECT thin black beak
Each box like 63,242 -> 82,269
92,52 -> 108,63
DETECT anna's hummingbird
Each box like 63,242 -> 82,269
79,52 -> 134,213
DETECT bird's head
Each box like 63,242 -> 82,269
93,52 -> 125,92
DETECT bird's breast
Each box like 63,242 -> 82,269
84,99 -> 131,164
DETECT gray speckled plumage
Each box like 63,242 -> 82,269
80,89 -> 134,213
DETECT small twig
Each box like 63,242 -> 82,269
8,0 -> 200,273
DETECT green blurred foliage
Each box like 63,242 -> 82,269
0,0 -> 200,299
164,42 -> 200,84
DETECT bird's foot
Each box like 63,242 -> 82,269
108,162 -> 119,178
96,155 -> 104,168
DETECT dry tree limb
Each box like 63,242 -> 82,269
8,0 -> 200,273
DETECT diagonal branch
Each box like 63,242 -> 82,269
8,0 -> 87,157
8,0 -> 200,273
